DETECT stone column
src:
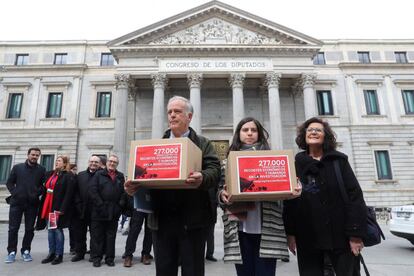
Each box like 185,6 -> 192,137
151,73 -> 167,139
229,73 -> 245,130
265,72 -> 283,149
187,73 -> 203,134
114,73 -> 131,172
301,74 -> 317,119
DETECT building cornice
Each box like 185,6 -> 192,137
3,64 -> 88,71
338,62 -> 414,69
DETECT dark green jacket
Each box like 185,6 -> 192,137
149,127 -> 221,230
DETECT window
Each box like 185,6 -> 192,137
313,52 -> 326,65
54,53 -> 67,65
6,93 -> 23,118
364,90 -> 380,115
374,151 -> 392,180
316,90 -> 334,115
0,155 -> 12,184
40,154 -> 55,171
46,92 -> 63,118
358,52 -> 371,64
395,52 -> 408,64
402,90 -> 414,114
15,54 -> 29,65
100,53 -> 114,66
96,92 -> 112,117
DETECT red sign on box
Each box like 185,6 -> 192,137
134,143 -> 182,180
236,155 -> 291,193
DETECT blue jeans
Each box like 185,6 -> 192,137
48,228 -> 64,255
235,232 -> 277,276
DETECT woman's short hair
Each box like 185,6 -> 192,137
295,117 -> 337,151
57,155 -> 71,172
228,117 -> 270,154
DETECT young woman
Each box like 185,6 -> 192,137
36,155 -> 75,265
219,117 -> 296,276
283,117 -> 367,276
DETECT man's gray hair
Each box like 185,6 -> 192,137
167,96 -> 194,114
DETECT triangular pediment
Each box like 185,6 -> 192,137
108,1 -> 322,48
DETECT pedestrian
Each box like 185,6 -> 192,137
5,147 -> 46,263
89,154 -> 126,267
36,155 -> 76,265
283,117 -> 367,276
218,117 -> 300,276
71,155 -> 102,262
205,185 -> 218,262
125,96 -> 221,276
122,194 -> 154,267
68,163 -> 78,255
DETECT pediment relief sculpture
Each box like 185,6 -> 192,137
148,18 -> 286,45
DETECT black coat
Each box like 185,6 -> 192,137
89,169 -> 125,221
73,169 -> 99,219
283,150 -> 367,250
36,170 -> 76,230
149,127 -> 221,230
6,161 -> 46,206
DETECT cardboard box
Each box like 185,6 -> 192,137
225,150 -> 297,201
127,137 -> 202,189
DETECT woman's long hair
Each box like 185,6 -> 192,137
55,155 -> 71,172
228,117 -> 270,155
295,117 -> 337,152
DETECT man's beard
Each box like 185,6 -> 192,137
28,159 -> 37,165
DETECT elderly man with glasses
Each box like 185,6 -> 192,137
70,155 -> 102,262
89,154 -> 126,267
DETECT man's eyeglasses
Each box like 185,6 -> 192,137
108,160 -> 118,164
306,127 -> 324,134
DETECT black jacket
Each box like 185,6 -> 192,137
74,168 -> 99,219
150,127 -> 221,230
89,169 -> 125,221
283,150 -> 367,250
6,161 -> 46,206
36,170 -> 76,230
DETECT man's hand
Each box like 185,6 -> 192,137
287,235 -> 297,255
185,171 -> 203,187
124,180 -> 140,196
220,185 -> 232,205
349,237 -> 364,256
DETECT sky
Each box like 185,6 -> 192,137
1,0 -> 414,41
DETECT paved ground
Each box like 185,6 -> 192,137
1,220 -> 414,276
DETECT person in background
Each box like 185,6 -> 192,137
68,163 -> 78,255
218,117 -> 299,276
283,117 -> 366,276
89,154 -> 125,267
125,96 -> 221,276
36,155 -> 76,265
5,147 -> 46,264
71,155 -> 102,262
122,194 -> 154,267
205,185 -> 218,262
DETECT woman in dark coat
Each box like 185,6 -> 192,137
36,155 -> 75,265
89,154 -> 125,267
283,117 -> 367,276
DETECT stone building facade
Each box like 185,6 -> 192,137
1,1 -> 413,207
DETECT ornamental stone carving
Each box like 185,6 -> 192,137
300,74 -> 316,89
150,18 -> 282,45
151,73 -> 168,89
265,72 -> 281,88
229,73 -> 245,89
187,73 -> 203,89
115,73 -> 131,90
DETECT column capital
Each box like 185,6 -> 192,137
300,73 -> 317,89
115,73 -> 131,90
265,72 -> 281,88
187,73 -> 203,89
229,73 -> 245,89
291,80 -> 302,98
151,73 -> 168,89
